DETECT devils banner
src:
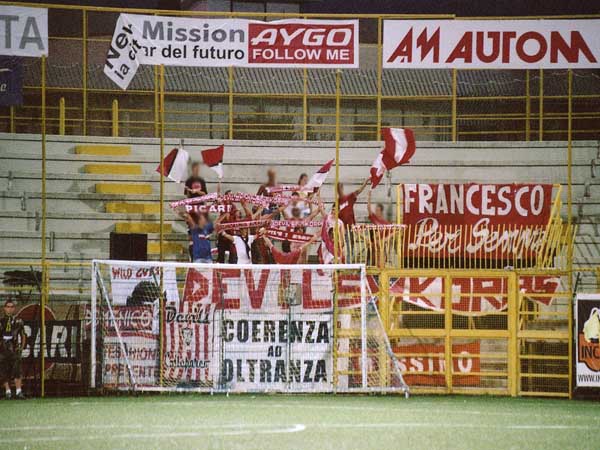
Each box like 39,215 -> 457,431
103,267 -> 363,390
401,183 -> 553,260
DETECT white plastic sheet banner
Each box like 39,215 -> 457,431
383,19 -> 600,69
104,14 -> 359,89
0,6 -> 48,57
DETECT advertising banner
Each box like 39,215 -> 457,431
383,19 -> 600,69
393,341 -> 480,386
401,183 -> 553,260
109,264 -> 179,306
576,294 -> 600,388
179,267 -> 336,391
0,6 -> 48,57
104,267 -> 357,390
0,56 -> 22,106
104,15 -> 359,89
387,275 -> 561,314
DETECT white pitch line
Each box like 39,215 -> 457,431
313,423 -> 595,430
0,424 -> 306,444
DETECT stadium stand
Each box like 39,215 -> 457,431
1,133 -> 598,289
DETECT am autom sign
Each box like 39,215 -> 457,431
0,5 -> 47,57
383,19 -> 600,69
104,15 -> 359,89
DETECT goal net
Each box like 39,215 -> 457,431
90,260 -> 408,395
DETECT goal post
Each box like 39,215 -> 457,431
90,259 -> 408,395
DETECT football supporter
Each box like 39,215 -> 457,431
219,226 -> 256,265
216,190 -> 238,263
367,189 -> 390,225
256,169 -> 279,215
0,300 -> 26,400
261,229 -> 321,264
180,211 -> 216,263
337,179 -> 370,226
184,162 -> 208,198
337,179 -> 369,261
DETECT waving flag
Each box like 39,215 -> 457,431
201,145 -> 224,179
370,128 -> 416,188
302,159 -> 334,192
156,148 -> 189,183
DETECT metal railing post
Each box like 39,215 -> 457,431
112,99 -> 119,137
9,106 -> 15,132
82,10 -> 87,136
333,69 -> 341,264
451,69 -> 457,142
567,68 -> 574,399
376,17 -> 383,140
40,54 -> 47,398
525,70 -> 530,141
59,97 -> 65,135
228,66 -> 234,139
444,273 -> 453,393
539,69 -> 544,141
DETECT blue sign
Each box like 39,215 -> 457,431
0,57 -> 23,106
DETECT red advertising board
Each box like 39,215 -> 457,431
393,341 -> 480,386
248,21 -> 357,66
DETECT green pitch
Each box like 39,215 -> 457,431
0,395 -> 598,450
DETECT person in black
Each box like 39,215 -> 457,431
184,162 -> 208,198
0,300 -> 26,399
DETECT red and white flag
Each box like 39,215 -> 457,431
156,147 -> 189,183
201,145 -> 224,179
370,128 -> 416,188
302,159 -> 334,192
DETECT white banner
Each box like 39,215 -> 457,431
0,6 -> 48,57
109,264 -> 180,306
383,20 -> 600,69
104,15 -> 359,89
576,294 -> 600,388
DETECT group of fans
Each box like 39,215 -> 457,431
177,162 -> 391,265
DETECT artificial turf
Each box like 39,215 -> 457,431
0,394 -> 598,450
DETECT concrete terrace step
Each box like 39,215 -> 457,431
74,144 -> 131,156
1,133 -> 595,158
115,222 -> 173,234
1,161 -> 596,186
95,183 -> 153,195
84,164 -> 142,175
105,202 -> 161,214
3,149 -> 598,166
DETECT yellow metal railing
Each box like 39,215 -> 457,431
0,2 -> 599,141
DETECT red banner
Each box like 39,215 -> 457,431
248,21 -> 358,67
266,228 -> 314,243
401,183 -> 553,260
392,341 -> 480,386
387,275 -> 560,314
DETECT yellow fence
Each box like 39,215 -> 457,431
0,2 -> 599,142
0,260 -> 574,398
360,268 -> 572,397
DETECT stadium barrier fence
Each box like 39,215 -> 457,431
0,260 -> 581,398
